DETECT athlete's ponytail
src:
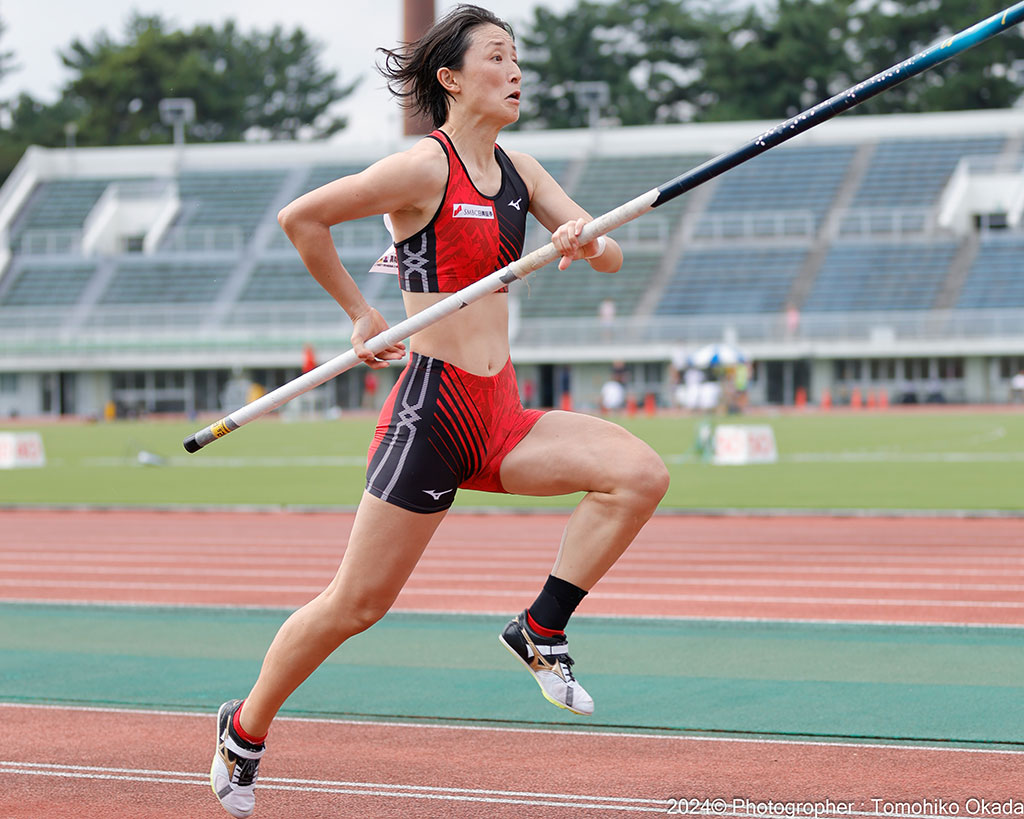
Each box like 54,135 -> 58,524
377,4 -> 514,129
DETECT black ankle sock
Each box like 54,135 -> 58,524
528,574 -> 588,633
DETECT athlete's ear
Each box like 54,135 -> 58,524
437,67 -> 459,93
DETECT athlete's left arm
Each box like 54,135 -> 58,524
506,150 -> 623,274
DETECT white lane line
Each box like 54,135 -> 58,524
0,761 -> 664,811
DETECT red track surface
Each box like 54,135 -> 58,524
1,509 -> 1022,625
1,509 -> 1022,817
2,705 -> 1020,819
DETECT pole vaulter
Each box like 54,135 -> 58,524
185,1 -> 1024,453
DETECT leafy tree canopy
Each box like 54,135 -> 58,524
515,0 -> 1024,128
56,14 -> 356,145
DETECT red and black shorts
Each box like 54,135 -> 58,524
366,352 -> 544,513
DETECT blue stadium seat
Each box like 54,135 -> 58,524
804,240 -> 958,311
655,246 -> 807,315
516,251 -> 663,319
851,137 -> 1005,208
98,260 -> 234,306
164,171 -> 288,249
0,262 -> 97,307
957,235 -> 1024,308
701,144 -> 855,230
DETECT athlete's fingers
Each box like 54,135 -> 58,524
351,308 -> 405,369
553,218 -> 587,270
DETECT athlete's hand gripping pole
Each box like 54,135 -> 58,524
184,0 -> 1024,453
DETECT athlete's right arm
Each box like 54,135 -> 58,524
277,141 -> 446,367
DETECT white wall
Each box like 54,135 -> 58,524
0,372 -> 42,418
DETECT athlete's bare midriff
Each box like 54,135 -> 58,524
402,289 -> 511,376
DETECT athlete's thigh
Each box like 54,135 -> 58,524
499,410 -> 657,497
330,491 -> 447,603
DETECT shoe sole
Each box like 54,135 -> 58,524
498,633 -> 592,716
211,700 -> 253,819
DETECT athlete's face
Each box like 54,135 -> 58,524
450,24 -> 521,124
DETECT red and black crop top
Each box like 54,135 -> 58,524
394,129 -> 530,293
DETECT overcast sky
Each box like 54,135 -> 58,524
0,0 -> 578,140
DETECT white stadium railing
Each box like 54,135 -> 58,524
3,305 -> 1024,364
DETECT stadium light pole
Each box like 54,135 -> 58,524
158,98 -> 196,147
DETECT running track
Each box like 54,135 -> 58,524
3,510 -> 1023,624
1,509 -> 1022,817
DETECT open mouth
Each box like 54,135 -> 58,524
507,91 -> 521,102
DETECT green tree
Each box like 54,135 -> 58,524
516,0 -> 708,129
850,0 -> 1024,114
516,0 -> 1024,128
229,25 -> 350,140
57,14 -> 355,146
696,0 -> 859,121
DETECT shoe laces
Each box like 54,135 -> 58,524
231,752 -> 261,787
555,653 -> 577,681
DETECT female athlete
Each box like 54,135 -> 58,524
211,6 -> 670,816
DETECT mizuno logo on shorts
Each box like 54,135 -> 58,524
453,203 -> 494,220
423,488 -> 454,500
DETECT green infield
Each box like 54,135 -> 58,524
1,409 -> 1022,511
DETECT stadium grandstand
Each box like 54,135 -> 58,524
1,107 -> 1024,418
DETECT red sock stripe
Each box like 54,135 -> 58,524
527,610 -> 564,638
233,701 -> 268,746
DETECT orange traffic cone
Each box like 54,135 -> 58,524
878,389 -> 890,409
644,393 -> 657,416
795,387 -> 807,409
626,393 -> 638,416
820,389 -> 832,410
850,387 -> 863,409
560,392 -> 573,412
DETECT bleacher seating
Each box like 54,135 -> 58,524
165,170 -> 287,247
515,251 -> 663,318
655,246 -> 807,315
573,153 -> 708,227
957,235 -> 1024,308
699,144 -> 855,231
0,262 -> 96,307
11,179 -> 112,243
2,117 -> 1022,362
240,253 -> 384,303
850,137 -> 1005,208
803,240 -> 959,311
240,260 -> 326,303
98,260 -> 233,306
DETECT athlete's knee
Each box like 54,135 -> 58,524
343,601 -> 391,636
617,440 -> 670,508
321,586 -> 394,639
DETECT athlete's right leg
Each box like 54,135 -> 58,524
237,492 -> 446,737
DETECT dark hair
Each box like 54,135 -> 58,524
377,4 -> 515,129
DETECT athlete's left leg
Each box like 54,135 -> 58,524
499,410 -> 669,589
495,410 -> 668,714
